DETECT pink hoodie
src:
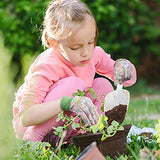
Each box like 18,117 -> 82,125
13,46 -> 136,138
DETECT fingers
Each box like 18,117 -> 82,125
87,101 -> 99,124
70,96 -> 92,125
77,97 -> 98,125
77,109 -> 92,126
70,96 -> 99,126
70,105 -> 92,126
81,97 -> 99,125
114,59 -> 133,85
80,101 -> 98,125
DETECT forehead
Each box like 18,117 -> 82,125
60,16 -> 96,45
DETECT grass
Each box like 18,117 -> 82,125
0,37 -> 18,160
0,36 -> 159,159
128,79 -> 160,97
123,89 -> 160,129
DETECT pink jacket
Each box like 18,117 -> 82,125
13,46 -> 136,138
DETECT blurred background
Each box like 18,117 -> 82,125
0,0 -> 160,159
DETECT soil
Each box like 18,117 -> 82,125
105,104 -> 127,125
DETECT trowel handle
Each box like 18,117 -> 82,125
117,83 -> 123,91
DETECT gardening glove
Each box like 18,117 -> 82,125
60,96 -> 99,126
114,59 -> 133,86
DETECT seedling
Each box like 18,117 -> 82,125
53,88 -> 124,141
73,87 -> 105,112
156,119 -> 160,147
53,112 -> 124,141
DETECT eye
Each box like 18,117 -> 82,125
88,39 -> 95,44
70,47 -> 79,50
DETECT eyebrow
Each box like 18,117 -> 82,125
69,37 -> 96,46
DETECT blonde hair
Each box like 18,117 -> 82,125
41,0 -> 98,48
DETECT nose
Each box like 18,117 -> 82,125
81,47 -> 89,57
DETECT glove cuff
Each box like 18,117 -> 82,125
60,96 -> 73,111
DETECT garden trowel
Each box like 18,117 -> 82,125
104,59 -> 132,125
104,82 -> 130,125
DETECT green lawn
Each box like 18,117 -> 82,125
0,38 -> 18,160
123,98 -> 160,129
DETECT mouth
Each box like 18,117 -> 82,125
80,59 -> 90,64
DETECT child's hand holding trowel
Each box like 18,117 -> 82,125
114,59 -> 133,86
104,59 -> 133,125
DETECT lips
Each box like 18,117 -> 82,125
80,59 -> 89,64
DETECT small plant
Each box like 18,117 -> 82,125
156,119 -> 160,147
52,88 -> 124,142
73,87 -> 105,112
126,134 -> 160,159
53,112 -> 124,142
91,115 -> 124,141
14,139 -> 80,160
52,112 -> 92,137
14,140 -> 52,159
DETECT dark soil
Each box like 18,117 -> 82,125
105,104 -> 127,125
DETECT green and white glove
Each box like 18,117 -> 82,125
60,96 -> 99,126
114,59 -> 133,86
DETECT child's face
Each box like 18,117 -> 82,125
57,16 -> 96,67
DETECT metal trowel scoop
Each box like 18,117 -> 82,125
104,59 -> 132,125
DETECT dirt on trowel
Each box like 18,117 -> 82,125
105,104 -> 127,125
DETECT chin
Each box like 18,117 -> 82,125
77,63 -> 88,67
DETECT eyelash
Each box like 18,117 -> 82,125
70,40 -> 94,50
88,40 -> 94,44
70,47 -> 79,50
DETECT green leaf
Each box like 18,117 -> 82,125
73,89 -> 85,96
72,92 -> 78,96
77,89 -> 85,96
91,124 -> 99,134
88,87 -> 95,93
56,112 -> 64,122
117,126 -> 124,131
55,126 -> 64,133
107,126 -> 114,134
92,92 -> 97,99
102,115 -> 108,126
111,120 -> 119,127
65,126 -> 71,130
79,128 -> 83,133
101,134 -> 106,141
98,115 -> 105,130
101,105 -> 104,112
87,88 -> 98,99
72,122 -> 80,130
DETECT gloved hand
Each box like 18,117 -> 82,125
60,96 -> 99,126
114,59 -> 133,86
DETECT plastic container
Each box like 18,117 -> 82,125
73,124 -> 132,159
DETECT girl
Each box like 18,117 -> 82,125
13,0 -> 136,146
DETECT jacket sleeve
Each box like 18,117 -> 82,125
13,61 -> 59,137
19,62 -> 62,113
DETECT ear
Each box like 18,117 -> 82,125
48,37 -> 59,49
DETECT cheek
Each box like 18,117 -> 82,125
89,45 -> 95,55
64,50 -> 79,61
70,52 -> 80,60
